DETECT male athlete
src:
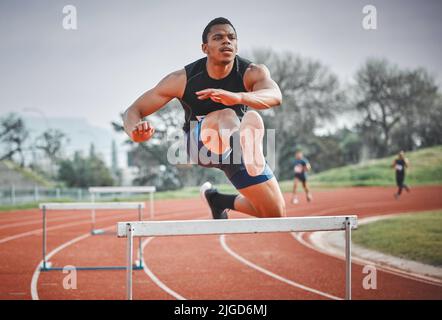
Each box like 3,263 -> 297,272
291,150 -> 312,204
123,17 -> 285,219
393,150 -> 410,199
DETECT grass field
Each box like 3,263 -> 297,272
353,210 -> 442,266
303,145 -> 442,187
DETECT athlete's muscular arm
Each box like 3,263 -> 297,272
123,69 -> 185,141
195,64 -> 282,109
241,64 -> 282,109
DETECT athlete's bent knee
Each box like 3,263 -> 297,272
220,109 -> 239,124
219,108 -> 238,118
257,202 -> 286,218
273,202 -> 286,218
244,110 -> 260,117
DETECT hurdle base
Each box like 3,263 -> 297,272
40,264 -> 143,271
40,261 -> 53,271
91,229 -> 106,235
91,229 -> 118,236
135,260 -> 144,269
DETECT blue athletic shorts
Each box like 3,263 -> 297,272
294,173 -> 307,183
185,119 -> 274,190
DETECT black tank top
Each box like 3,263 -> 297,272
395,159 -> 406,173
179,55 -> 251,132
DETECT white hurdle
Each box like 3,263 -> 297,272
39,202 -> 145,271
117,215 -> 358,300
89,186 -> 156,235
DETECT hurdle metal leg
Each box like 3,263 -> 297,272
345,217 -> 352,300
127,223 -> 134,300
137,204 -> 143,269
90,193 -> 106,235
42,206 -> 47,270
91,193 -> 96,234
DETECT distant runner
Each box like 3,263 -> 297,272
291,150 -> 312,204
393,150 -> 410,199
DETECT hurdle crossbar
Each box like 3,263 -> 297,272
89,186 -> 156,193
89,186 -> 156,235
40,202 -> 145,272
39,202 -> 145,210
117,215 -> 358,300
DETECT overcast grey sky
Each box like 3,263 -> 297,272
0,0 -> 441,130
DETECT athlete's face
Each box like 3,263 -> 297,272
295,152 -> 303,159
202,24 -> 238,64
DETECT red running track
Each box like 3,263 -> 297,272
0,186 -> 441,300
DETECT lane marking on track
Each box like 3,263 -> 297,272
0,211 -> 143,244
30,231 -> 95,300
138,213 -> 210,300
141,238 -> 186,300
0,213 -> 91,230
293,230 -> 442,287
219,234 -> 342,300
1,205 -> 208,244
30,210 -> 207,300
287,204 -> 442,287
0,208 -> 180,244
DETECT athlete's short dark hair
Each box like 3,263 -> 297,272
202,17 -> 236,44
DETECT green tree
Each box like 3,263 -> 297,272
0,113 -> 29,166
58,148 -> 114,187
35,128 -> 68,176
353,59 -> 440,156
336,127 -> 363,164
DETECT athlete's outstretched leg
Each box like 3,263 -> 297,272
235,177 -> 286,217
291,178 -> 299,204
303,181 -> 313,202
395,174 -> 404,198
202,177 -> 285,218
207,178 -> 286,218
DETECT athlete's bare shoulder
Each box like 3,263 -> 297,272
243,63 -> 274,91
157,68 -> 186,99
245,63 -> 271,78
166,68 -> 186,80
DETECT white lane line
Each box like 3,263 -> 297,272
138,213 -> 211,300
30,210 -> 206,300
0,211 -> 134,244
141,238 -> 186,300
0,213 -> 90,230
1,222 -> 88,244
288,203 -> 442,287
219,234 -> 342,300
30,231 -> 96,300
294,231 -> 442,287
1,206 -> 208,244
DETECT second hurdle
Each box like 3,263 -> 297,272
89,186 -> 156,235
40,202 -> 145,271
